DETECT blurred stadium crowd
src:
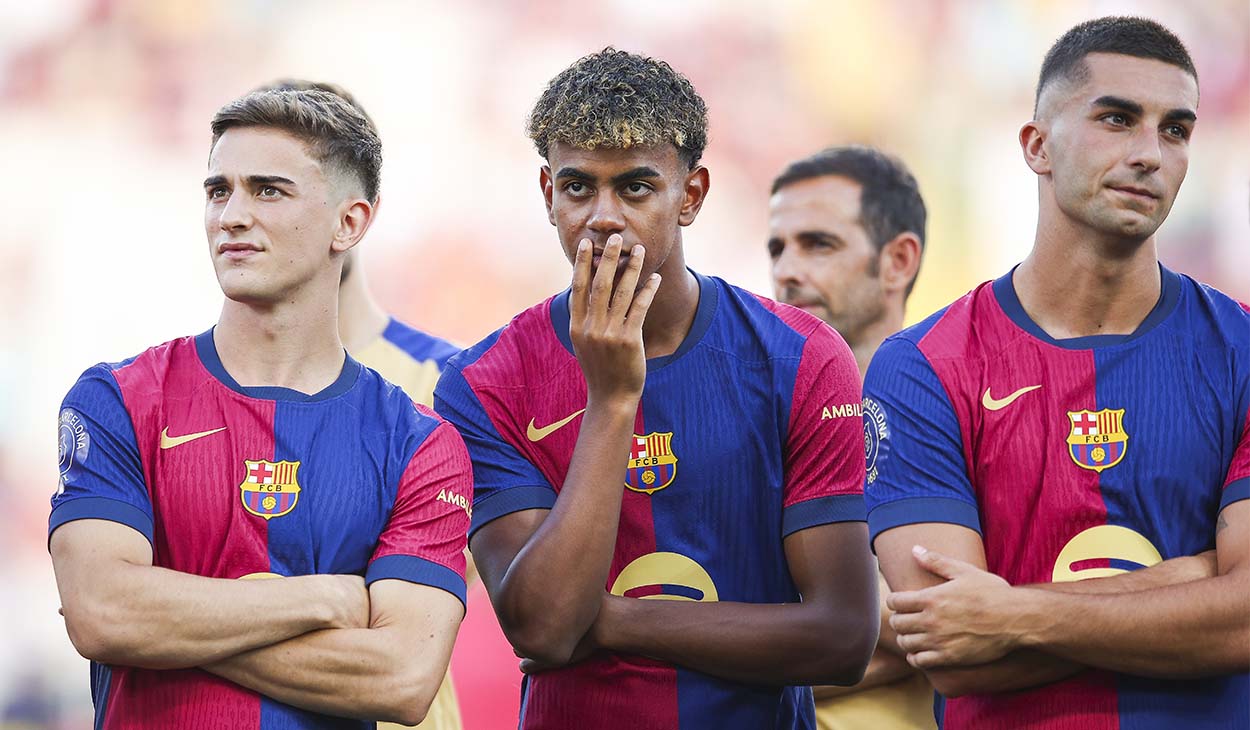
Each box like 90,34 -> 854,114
0,0 -> 1245,727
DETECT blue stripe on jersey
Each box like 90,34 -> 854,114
195,330 -> 361,402
471,486 -> 557,535
260,695 -> 368,729
50,497 -> 153,547
782,494 -> 866,536
366,554 -> 466,606
1225,478 -> 1250,509
382,317 -> 461,367
91,662 -> 111,730
867,497 -> 980,540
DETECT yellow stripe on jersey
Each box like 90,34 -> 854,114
353,336 -> 444,406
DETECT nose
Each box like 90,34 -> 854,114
217,189 -> 253,233
586,191 -> 626,237
1125,126 -> 1162,175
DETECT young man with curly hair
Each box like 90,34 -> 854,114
434,49 -> 877,729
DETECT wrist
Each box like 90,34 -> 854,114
592,595 -> 628,652
1011,588 -> 1056,650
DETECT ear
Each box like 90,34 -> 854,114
331,198 -> 375,255
1020,120 -> 1050,175
678,166 -> 710,227
878,231 -> 922,297
539,166 -> 556,226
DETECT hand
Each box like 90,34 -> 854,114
886,546 -> 1019,669
317,574 -> 370,630
569,234 -> 661,403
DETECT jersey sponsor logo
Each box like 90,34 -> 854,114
1066,408 -> 1128,472
610,552 -> 718,602
57,408 -> 91,495
862,398 -> 888,485
437,488 -> 472,518
239,459 -> 302,519
1052,525 -> 1162,582
526,409 -> 586,442
822,401 -> 862,420
981,384 -> 1041,411
159,426 -> 227,449
625,432 -> 677,494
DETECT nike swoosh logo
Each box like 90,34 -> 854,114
526,409 -> 586,442
982,385 -> 1042,411
160,426 -> 227,449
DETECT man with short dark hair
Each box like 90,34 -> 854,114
49,88 -> 472,728
435,48 -> 878,729
866,16 -> 1249,728
769,145 -> 933,730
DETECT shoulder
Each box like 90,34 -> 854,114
709,278 -> 845,358
1170,271 -> 1250,348
381,317 -> 461,367
444,295 -> 575,389
64,335 -> 201,410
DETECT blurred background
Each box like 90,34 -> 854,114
1,0 -> 1245,727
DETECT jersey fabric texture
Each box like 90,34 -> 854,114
863,266 -> 1250,730
354,317 -> 459,408
51,330 -> 472,730
435,272 -> 866,730
353,317 -> 463,730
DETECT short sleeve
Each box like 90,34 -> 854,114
368,420 -> 473,606
863,337 -> 980,546
1222,403 -> 1250,511
781,325 -> 867,537
433,365 -> 556,538
49,364 -> 153,545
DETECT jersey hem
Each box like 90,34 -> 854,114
366,554 -> 467,607
782,494 -> 867,536
1221,477 -> 1249,511
468,485 -> 557,538
867,497 -> 981,547
48,497 -> 154,547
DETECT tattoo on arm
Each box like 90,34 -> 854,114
1216,513 -> 1230,534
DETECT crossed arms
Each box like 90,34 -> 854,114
874,500 -> 1250,697
50,519 -> 463,725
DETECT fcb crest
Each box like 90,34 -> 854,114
239,459 -> 302,519
625,432 -> 678,494
1066,409 -> 1128,473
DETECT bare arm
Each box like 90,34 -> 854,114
812,571 -> 921,699
50,519 -> 367,670
583,522 -> 877,686
471,235 -> 659,664
204,579 -> 463,726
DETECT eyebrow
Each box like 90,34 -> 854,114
1092,95 -> 1196,123
202,174 -> 298,188
553,166 -> 662,185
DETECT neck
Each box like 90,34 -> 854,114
847,305 -> 904,381
1016,206 -> 1161,339
640,243 -> 701,359
214,276 -> 346,394
338,264 -> 390,353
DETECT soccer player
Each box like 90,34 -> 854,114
48,89 -> 472,727
865,16 -> 1249,729
434,49 -> 878,729
769,146 -> 934,730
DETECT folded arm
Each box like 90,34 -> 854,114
586,521 -> 878,686
205,578 -> 464,725
50,519 -> 367,670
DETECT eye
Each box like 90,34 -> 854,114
259,185 -> 282,198
622,182 -> 652,198
767,240 -> 783,259
564,181 -> 590,197
1163,123 -> 1190,140
207,186 -> 229,201
1101,112 -> 1130,127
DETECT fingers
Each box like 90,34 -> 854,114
609,244 -> 646,318
889,610 -> 926,635
569,239 -> 592,324
886,589 -> 925,614
625,273 -> 662,330
912,545 -> 973,580
588,234 -> 624,315
907,649 -> 945,669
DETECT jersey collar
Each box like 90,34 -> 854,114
195,328 -> 361,402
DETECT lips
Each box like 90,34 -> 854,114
217,242 -> 262,260
1108,185 -> 1159,201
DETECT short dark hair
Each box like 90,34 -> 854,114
1035,16 -> 1197,112
251,79 -> 377,129
211,89 -> 382,202
527,47 -> 709,169
771,145 -> 926,294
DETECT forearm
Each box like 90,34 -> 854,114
496,398 -> 636,655
1031,552 -> 1215,594
61,564 -> 345,669
921,650 -> 1082,697
813,648 -> 917,699
596,594 -> 875,686
204,626 -> 440,725
1015,570 -> 1250,677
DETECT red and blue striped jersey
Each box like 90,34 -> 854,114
864,266 -> 1250,730
434,272 -> 866,730
50,330 -> 473,729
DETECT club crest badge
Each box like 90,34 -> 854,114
239,459 -> 302,519
624,432 -> 677,494
1066,409 -> 1128,473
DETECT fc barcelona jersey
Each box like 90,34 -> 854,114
434,272 -> 866,730
50,330 -> 473,729
863,266 -> 1250,730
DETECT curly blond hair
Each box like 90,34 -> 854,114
527,48 -> 709,168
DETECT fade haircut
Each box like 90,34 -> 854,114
771,145 -> 926,295
211,89 -> 382,202
1035,16 -> 1197,113
527,47 -> 709,169
251,78 -> 377,129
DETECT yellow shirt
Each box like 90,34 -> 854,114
355,318 -> 462,730
814,673 -> 936,730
